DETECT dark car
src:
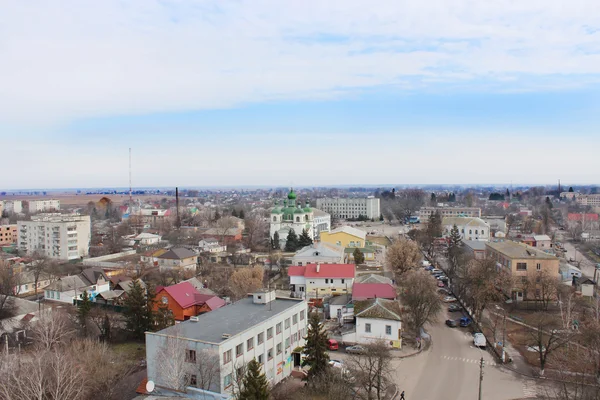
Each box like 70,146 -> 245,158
459,317 -> 472,327
448,304 -> 462,312
446,319 -> 458,327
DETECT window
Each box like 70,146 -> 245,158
258,332 -> 264,344
224,373 -> 232,388
24,284 -> 28,290
258,354 -> 264,364
236,344 -> 243,357
285,338 -> 290,348
190,374 -> 197,386
385,325 -> 392,335
341,279 -> 345,284
469,230 -> 472,234
325,278 -> 329,284
365,323 -> 371,333
298,262 -> 302,266
185,349 -> 196,363
481,230 -> 485,235
535,289 -> 541,297
300,310 -> 305,320
277,343 -> 282,354
276,322 -> 282,334
292,314 -> 297,325
268,348 -> 273,359
475,230 -> 478,234
536,263 -> 541,270
516,262 -> 527,271
223,350 -> 232,364
247,337 -> 254,351
285,318 -> 290,329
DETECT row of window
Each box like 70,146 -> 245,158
221,310 -> 305,366
364,323 -> 393,335
516,262 -> 542,271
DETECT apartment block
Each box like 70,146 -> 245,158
18,213 -> 91,260
418,206 -> 481,222
146,291 -> 308,396
560,192 -> 600,207
316,197 -> 380,219
26,199 -> 60,213
0,224 -> 18,246
0,200 -> 23,214
485,241 -> 560,302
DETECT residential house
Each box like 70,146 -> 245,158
14,270 -> 52,296
157,247 -> 198,272
485,241 -> 560,302
327,294 -> 353,322
95,278 -> 147,305
344,246 -> 376,263
463,240 -> 487,260
442,217 -> 490,241
577,278 -> 596,297
533,235 -> 553,251
320,226 -> 367,249
198,227 -> 243,245
352,283 -> 396,301
140,248 -> 168,265
133,232 -> 162,246
43,267 -> 110,304
291,242 -> 344,266
146,290 -> 308,396
154,281 -> 225,321
199,239 -> 227,253
287,263 -> 356,296
0,296 -> 44,348
184,277 -> 218,296
342,298 -> 402,348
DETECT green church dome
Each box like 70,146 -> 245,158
287,189 -> 297,200
294,207 -> 304,214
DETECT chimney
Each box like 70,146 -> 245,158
316,263 -> 320,273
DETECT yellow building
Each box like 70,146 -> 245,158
320,226 -> 376,261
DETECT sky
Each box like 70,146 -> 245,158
1,0 -> 600,189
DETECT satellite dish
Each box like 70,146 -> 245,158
146,380 -> 155,393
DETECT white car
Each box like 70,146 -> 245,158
430,268 -> 442,275
473,333 -> 486,348
443,296 -> 457,303
422,260 -> 431,267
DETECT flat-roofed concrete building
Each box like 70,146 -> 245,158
316,197 -> 380,220
418,206 -> 481,222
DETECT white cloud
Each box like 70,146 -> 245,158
1,0 -> 599,125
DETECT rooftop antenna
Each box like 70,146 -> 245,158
129,148 -> 133,206
175,187 -> 181,229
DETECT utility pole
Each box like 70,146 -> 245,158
502,310 -> 507,363
478,357 -> 484,400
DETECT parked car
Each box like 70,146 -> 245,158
448,304 -> 462,312
473,333 -> 486,348
459,317 -> 472,327
436,275 -> 447,281
443,296 -> 457,303
327,339 -> 339,351
425,266 -> 434,271
345,345 -> 366,354
445,319 -> 458,327
430,269 -> 442,275
422,260 -> 431,267
438,288 -> 450,295
329,360 -> 343,368
437,281 -> 445,288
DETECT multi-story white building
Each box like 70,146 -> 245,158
26,199 -> 60,213
0,200 -> 23,214
316,197 -> 380,220
418,206 -> 481,222
442,217 -> 491,241
17,213 -> 91,260
146,290 -> 308,397
560,192 -> 600,207
312,209 -> 331,239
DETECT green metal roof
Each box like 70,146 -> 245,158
344,246 -> 376,253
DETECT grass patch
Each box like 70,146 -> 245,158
111,342 -> 146,362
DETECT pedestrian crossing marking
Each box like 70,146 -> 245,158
440,355 -> 496,366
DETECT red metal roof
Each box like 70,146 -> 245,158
158,281 -> 223,309
568,213 -> 599,221
288,264 -> 355,278
352,283 -> 397,301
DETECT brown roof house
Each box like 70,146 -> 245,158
156,247 -> 198,272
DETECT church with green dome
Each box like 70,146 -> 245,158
270,189 -> 329,248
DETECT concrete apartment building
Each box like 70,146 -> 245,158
26,199 -> 60,213
561,192 -> 600,207
418,206 -> 482,222
146,290 -> 308,397
316,197 -> 380,220
0,224 -> 17,246
0,200 -> 23,214
18,213 -> 91,260
442,217 -> 490,241
485,241 -> 560,302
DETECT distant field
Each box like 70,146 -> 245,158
0,194 -> 170,207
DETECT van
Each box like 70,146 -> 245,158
327,339 -> 339,351
473,333 -> 486,348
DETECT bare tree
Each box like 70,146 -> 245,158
0,262 -> 20,320
386,238 -> 422,279
528,312 -> 574,376
31,310 -> 77,351
229,267 -> 264,301
194,349 -> 220,391
301,369 -> 354,400
398,269 -> 442,338
214,216 -> 239,244
45,351 -> 86,400
345,341 -> 392,400
524,269 -> 559,311
244,212 -> 268,251
505,214 -> 521,238
153,332 -> 192,392
28,252 -> 53,305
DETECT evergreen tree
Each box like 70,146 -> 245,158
430,193 -> 436,205
302,312 -> 329,382
298,229 -> 313,248
545,196 -> 553,209
273,232 -> 280,250
447,224 -> 462,271
569,187 -> 574,192
102,313 -> 111,342
238,359 -> 270,400
285,229 -> 299,252
379,214 -> 384,221
448,193 -> 456,202
232,209 -> 238,217
506,189 -> 510,198
214,210 -> 221,221
154,303 -> 175,330
123,280 -> 151,340
353,248 -> 365,265
77,290 -> 92,335
239,209 -> 245,219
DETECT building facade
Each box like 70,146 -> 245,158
291,242 -> 344,266
442,217 -> 490,241
270,190 -> 327,243
312,209 -> 331,239
0,200 -> 23,214
0,224 -> 17,246
288,263 -> 355,296
418,206 -> 481,222
146,291 -> 308,396
26,199 -> 60,213
319,226 -> 367,249
316,197 -> 380,220
485,241 -> 560,302
18,214 -> 91,260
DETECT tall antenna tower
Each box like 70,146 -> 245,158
129,147 -> 133,206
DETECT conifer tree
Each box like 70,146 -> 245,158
353,247 -> 365,265
447,224 -> 462,273
298,229 -> 313,248
302,313 -> 329,382
285,229 -> 299,252
123,280 -> 151,340
77,290 -> 92,335
239,209 -> 245,219
272,231 -> 280,250
238,359 -> 270,400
